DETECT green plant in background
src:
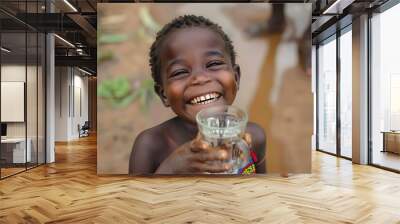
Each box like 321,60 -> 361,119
98,6 -> 159,111
98,77 -> 134,108
98,77 -> 156,111
99,33 -> 129,45
135,7 -> 161,44
138,7 -> 161,33
97,27 -> 129,63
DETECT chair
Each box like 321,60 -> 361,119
79,121 -> 90,138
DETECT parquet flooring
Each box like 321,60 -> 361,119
1,167 -> 25,178
1,135 -> 400,223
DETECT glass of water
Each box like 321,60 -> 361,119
196,105 -> 251,174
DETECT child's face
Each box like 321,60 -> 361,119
157,27 -> 240,123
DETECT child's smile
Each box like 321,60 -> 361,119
185,90 -> 224,116
158,27 -> 241,123
188,92 -> 221,105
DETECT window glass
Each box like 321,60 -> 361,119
317,36 -> 337,154
371,3 -> 400,171
340,29 -> 352,158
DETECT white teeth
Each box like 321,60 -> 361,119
189,92 -> 220,105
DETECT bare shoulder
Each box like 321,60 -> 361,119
133,126 -> 163,152
129,118 -> 175,175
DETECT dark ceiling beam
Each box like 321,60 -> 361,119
55,55 -> 96,72
0,8 -> 37,31
5,12 -> 96,47
68,14 -> 97,40
55,55 -> 96,65
311,15 -> 335,34
2,12 -> 96,48
1,56 -> 43,65
86,0 -> 97,12
80,12 -> 97,16
312,14 -> 352,44
2,12 -> 96,32
0,19 -> 28,31
11,13 -> 83,32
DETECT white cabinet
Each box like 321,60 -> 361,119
1,138 -> 32,163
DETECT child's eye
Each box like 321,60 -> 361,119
206,61 -> 225,68
170,69 -> 188,78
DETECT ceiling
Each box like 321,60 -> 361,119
0,0 -> 394,74
311,0 -> 390,44
0,0 -> 97,74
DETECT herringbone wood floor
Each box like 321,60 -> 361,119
1,135 -> 400,224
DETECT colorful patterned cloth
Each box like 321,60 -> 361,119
239,149 -> 258,174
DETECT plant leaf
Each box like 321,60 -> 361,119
138,7 -> 160,33
115,94 -> 135,108
113,77 -> 131,98
98,81 -> 113,98
99,33 -> 129,44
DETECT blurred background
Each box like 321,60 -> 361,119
97,3 -> 312,174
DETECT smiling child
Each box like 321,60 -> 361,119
129,15 -> 266,175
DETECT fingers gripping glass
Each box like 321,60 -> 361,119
196,105 -> 252,174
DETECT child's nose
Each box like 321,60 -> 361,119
189,69 -> 211,85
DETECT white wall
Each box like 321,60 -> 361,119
1,65 -> 34,138
54,67 -> 89,141
55,67 -> 69,141
72,73 -> 89,138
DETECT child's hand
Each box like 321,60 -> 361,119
241,132 -> 252,148
155,134 -> 232,174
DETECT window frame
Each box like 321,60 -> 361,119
315,23 -> 353,161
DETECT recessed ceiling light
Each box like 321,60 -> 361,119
63,0 -> 78,12
78,67 -> 93,76
54,34 -> 75,48
1,47 -> 11,53
322,0 -> 354,15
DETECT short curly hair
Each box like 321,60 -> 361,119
149,15 -> 236,86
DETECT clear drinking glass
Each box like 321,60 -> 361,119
196,105 -> 252,174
